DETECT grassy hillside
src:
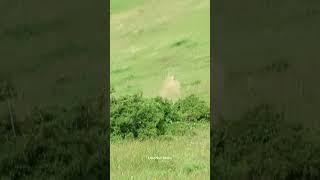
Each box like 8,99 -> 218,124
111,0 -> 210,102
111,0 -> 146,13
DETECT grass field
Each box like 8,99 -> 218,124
111,122 -> 210,180
111,0 -> 210,179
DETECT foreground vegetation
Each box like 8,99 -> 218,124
111,93 -> 209,139
1,91 -> 211,179
111,122 -> 210,179
110,93 -> 210,179
110,94 -> 320,179
2,89 -> 320,179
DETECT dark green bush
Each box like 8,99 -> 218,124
110,94 -> 209,139
174,94 -> 210,122
111,94 -> 181,139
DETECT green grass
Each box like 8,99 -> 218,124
110,0 -> 210,102
111,122 -> 210,180
111,0 -> 146,13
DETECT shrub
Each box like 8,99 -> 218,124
173,94 -> 210,122
110,93 -> 210,139
110,94 -> 180,139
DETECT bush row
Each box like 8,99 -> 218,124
110,93 -> 209,139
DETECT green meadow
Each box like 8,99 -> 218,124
111,0 -> 210,101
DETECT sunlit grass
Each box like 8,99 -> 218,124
110,0 -> 210,101
111,122 -> 210,180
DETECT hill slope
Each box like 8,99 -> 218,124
111,0 -> 210,101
